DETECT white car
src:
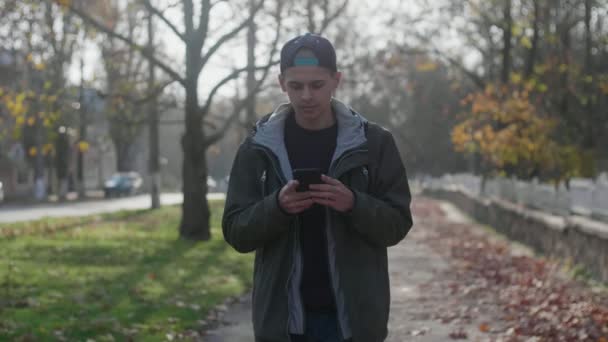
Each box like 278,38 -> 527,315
0,181 -> 4,202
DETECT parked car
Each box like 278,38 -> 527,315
103,172 -> 143,198
0,181 -> 4,202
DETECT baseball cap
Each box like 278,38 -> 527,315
280,33 -> 337,73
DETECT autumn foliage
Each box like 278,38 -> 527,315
451,81 -> 588,181
0,85 -> 61,159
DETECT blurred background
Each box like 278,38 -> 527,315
0,0 -> 607,204
1,2 -> 608,340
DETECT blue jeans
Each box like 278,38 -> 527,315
290,311 -> 351,342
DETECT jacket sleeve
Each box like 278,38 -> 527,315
222,141 -> 294,253
346,128 -> 413,247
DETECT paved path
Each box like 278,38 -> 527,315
202,198 -> 513,341
0,192 -> 226,223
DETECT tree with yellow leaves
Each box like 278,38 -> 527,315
0,0 -> 82,200
451,81 -> 588,182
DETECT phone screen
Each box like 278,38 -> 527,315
292,168 -> 322,192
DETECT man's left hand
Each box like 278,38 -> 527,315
309,174 -> 354,212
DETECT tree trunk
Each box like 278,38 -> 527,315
147,11 -> 160,209
558,15 -> 572,133
501,0 -> 512,84
246,0 -> 257,129
55,128 -> 70,201
179,48 -> 210,240
583,0 -> 595,150
115,140 -> 137,172
524,0 -> 540,78
77,56 -> 86,199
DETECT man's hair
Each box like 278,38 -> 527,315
280,33 -> 337,73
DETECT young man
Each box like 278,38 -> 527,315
222,33 -> 413,342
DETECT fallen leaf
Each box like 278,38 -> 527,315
478,323 -> 490,332
449,328 -> 468,339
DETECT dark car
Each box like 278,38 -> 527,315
103,172 -> 143,198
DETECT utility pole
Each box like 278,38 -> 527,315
147,6 -> 160,209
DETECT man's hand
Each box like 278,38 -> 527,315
278,180 -> 314,214
309,175 -> 354,212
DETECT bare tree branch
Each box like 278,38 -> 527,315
183,0 -> 194,36
409,30 -> 486,89
306,0 -> 316,33
202,0 -> 283,141
61,1 -> 186,86
319,0 -> 348,34
203,43 -> 281,146
142,0 -> 186,42
203,78 -> 274,146
200,60 -> 278,117
198,0 -> 265,73
196,0 -> 211,49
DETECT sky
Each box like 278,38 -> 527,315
66,0 -> 477,103
67,0 -> 426,98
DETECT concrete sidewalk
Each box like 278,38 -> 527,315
201,198 -> 514,341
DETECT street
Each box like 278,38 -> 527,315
0,192 -> 226,223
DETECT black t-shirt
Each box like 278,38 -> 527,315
284,112 -> 337,312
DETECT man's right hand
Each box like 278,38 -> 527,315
278,180 -> 313,214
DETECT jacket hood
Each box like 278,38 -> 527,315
251,98 -> 368,181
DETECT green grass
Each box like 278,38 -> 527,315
0,200 -> 253,341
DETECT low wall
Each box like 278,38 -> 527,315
424,188 -> 608,284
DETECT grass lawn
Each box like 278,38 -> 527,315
0,200 -> 253,341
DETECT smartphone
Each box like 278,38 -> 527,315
292,168 -> 322,192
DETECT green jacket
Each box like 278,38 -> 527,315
222,99 -> 413,342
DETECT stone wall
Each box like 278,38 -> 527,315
421,173 -> 608,221
424,188 -> 608,284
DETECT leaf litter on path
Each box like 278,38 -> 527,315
413,197 -> 608,341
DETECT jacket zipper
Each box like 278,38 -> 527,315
251,144 -> 296,340
260,170 -> 267,196
324,146 -> 368,337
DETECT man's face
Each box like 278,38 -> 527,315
279,66 -> 341,123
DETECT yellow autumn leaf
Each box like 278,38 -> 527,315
511,25 -> 522,37
34,62 -> 46,71
415,61 -> 438,72
42,144 -> 54,156
29,147 -> 38,157
510,72 -> 522,85
473,130 -> 483,141
78,141 -> 90,153
534,64 -> 547,75
57,0 -> 72,7
27,117 -> 36,126
520,36 -> 532,49
16,116 -> 25,126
